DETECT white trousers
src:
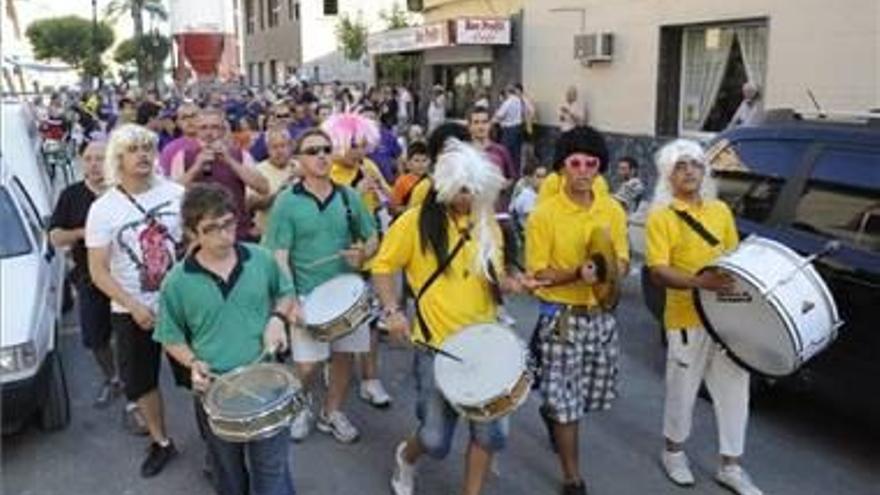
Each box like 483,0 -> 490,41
662,327 -> 750,457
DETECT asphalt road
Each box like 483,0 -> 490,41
3,273 -> 879,495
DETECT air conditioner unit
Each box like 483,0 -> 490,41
574,32 -> 614,66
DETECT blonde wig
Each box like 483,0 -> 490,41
102,124 -> 159,187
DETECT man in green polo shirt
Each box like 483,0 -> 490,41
264,127 -> 379,444
154,184 -> 297,495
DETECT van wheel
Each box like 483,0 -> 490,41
40,351 -> 71,431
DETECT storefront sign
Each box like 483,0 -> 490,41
454,18 -> 511,45
368,23 -> 450,55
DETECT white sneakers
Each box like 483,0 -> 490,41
661,450 -> 695,486
289,408 -> 313,442
716,464 -> 764,495
316,410 -> 360,443
660,450 -> 763,495
390,441 -> 416,495
359,379 -> 392,408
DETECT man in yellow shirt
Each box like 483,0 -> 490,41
321,112 -> 395,408
645,139 -> 762,495
246,127 -> 299,238
525,126 -> 629,495
373,139 -> 527,495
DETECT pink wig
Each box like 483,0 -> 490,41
320,112 -> 380,153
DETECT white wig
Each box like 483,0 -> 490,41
432,138 -> 506,278
649,138 -> 717,209
103,124 -> 159,187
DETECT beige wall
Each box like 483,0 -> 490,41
524,0 -> 880,136
243,0 -> 301,80
424,0 -> 523,22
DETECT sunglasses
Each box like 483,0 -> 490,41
178,113 -> 198,119
565,155 -> 601,170
300,145 -> 332,156
274,113 -> 292,119
199,124 -> 225,131
199,217 -> 237,236
125,142 -> 155,154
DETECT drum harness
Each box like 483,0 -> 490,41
411,224 -> 504,360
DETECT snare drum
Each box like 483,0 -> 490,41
202,363 -> 303,443
694,235 -> 842,377
434,323 -> 532,422
302,274 -> 372,342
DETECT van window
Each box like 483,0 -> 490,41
710,140 -> 806,223
792,147 -> 880,253
9,178 -> 44,249
0,187 -> 33,259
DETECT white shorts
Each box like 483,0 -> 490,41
291,322 -> 371,363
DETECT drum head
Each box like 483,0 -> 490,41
303,274 -> 365,325
695,268 -> 798,377
434,324 -> 525,407
204,363 -> 300,420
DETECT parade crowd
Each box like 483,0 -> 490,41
39,79 -> 762,495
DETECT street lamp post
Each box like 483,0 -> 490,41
91,0 -> 102,88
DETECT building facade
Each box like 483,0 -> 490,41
524,0 -> 879,141
242,0 -> 302,86
368,0 -> 524,119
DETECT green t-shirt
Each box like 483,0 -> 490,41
263,183 -> 375,296
153,243 -> 294,373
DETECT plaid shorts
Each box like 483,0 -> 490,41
529,304 -> 620,423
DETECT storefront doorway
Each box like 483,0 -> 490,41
433,64 -> 493,118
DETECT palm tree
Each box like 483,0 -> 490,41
104,0 -> 168,88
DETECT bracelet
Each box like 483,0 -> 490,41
270,311 -> 291,331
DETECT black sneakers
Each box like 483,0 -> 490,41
140,440 -> 178,478
562,481 -> 587,495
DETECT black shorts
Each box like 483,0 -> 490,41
112,313 -> 162,401
76,282 -> 112,350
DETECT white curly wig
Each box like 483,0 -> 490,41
649,138 -> 717,209
103,124 -> 159,187
432,138 -> 506,278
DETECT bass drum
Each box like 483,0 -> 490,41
694,236 -> 842,377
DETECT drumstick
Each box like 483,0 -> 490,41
301,252 -> 342,269
415,342 -> 465,363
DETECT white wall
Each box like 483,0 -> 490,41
299,0 -> 413,83
524,0 -> 880,135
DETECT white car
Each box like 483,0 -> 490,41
1,100 -> 69,433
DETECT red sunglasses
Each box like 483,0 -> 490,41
565,155 -> 601,170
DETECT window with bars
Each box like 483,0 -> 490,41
258,0 -> 265,30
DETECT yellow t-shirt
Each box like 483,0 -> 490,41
407,176 -> 432,209
526,190 -> 629,306
536,172 -> 609,206
370,207 -> 503,345
330,158 -> 390,214
249,160 -> 295,233
645,198 -> 739,331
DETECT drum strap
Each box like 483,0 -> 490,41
413,230 -> 470,343
672,209 -> 720,247
337,186 -> 362,244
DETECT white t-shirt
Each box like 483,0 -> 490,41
85,179 -> 184,313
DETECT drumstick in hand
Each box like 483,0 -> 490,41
415,342 -> 465,363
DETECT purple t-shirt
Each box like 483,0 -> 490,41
159,136 -> 199,176
182,145 -> 253,240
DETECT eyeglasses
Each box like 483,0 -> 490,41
125,142 -> 155,154
198,217 -> 237,236
564,155 -> 601,170
300,145 -> 332,156
178,113 -> 198,119
273,113 -> 292,119
198,124 -> 225,131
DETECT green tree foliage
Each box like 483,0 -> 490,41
379,2 -> 413,30
103,0 -> 168,87
25,16 -> 114,77
376,3 -> 416,84
113,33 -> 171,83
335,14 -> 369,61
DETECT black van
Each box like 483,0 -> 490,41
704,110 -> 880,420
